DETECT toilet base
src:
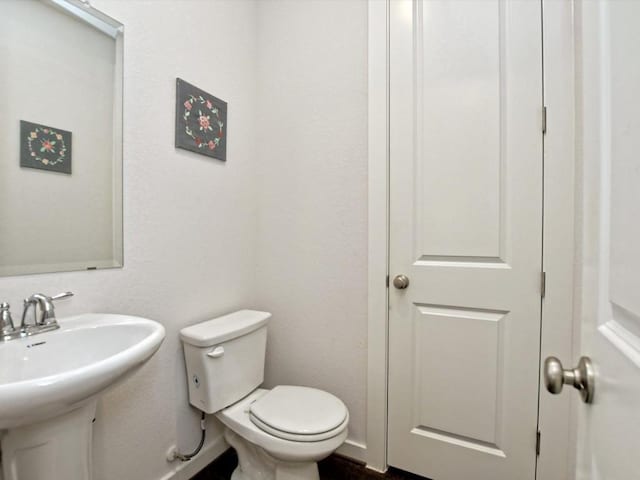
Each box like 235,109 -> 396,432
224,428 -> 320,480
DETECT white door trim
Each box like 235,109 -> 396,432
366,1 -> 576,477
537,1 -> 577,479
365,0 -> 390,473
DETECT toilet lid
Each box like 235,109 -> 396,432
249,386 -> 348,439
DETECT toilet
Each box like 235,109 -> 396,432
180,310 -> 349,480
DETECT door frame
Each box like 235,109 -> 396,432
365,0 -> 390,472
365,1 -> 577,477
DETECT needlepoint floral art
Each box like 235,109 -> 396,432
175,78 -> 227,161
20,120 -> 72,174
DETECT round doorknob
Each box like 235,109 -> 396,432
544,356 -> 595,404
393,274 -> 410,289
544,357 -> 565,394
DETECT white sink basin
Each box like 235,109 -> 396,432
0,313 -> 165,429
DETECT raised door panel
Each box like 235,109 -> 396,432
418,1 -> 504,260
608,0 -> 640,327
413,305 -> 507,451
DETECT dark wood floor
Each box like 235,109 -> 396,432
191,448 -> 429,480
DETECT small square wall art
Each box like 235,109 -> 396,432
20,120 -> 72,174
175,78 -> 227,161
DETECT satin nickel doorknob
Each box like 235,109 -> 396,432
544,356 -> 595,404
393,274 -> 410,289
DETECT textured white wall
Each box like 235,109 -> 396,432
0,1 -> 259,479
254,0 -> 369,449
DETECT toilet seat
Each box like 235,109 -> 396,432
216,388 -> 349,463
249,386 -> 349,442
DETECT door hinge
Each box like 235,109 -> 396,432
541,271 -> 546,298
386,275 -> 390,288
536,430 -> 541,456
542,106 -> 547,134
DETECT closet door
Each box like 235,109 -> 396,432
387,1 -> 543,479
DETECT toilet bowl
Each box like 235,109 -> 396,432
217,388 -> 348,480
180,310 -> 349,480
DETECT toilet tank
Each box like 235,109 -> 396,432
180,310 -> 271,413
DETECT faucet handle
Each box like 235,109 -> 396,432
41,292 -> 74,325
24,291 -> 74,326
1,302 -> 15,334
51,292 -> 74,302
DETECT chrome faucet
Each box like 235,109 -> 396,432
0,292 -> 74,341
21,292 -> 74,329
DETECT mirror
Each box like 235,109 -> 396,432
0,0 -> 123,276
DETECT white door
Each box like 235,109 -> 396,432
567,1 -> 640,479
387,1 -> 543,479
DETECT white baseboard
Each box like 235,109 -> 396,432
336,438 -> 367,463
159,434 -> 228,480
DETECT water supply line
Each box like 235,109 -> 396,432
168,412 -> 206,462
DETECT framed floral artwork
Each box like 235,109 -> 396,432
20,120 -> 72,174
175,78 -> 227,161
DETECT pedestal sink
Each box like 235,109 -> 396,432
0,314 -> 165,480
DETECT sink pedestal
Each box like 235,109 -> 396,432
1,400 -> 97,480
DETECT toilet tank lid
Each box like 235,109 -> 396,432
180,310 -> 271,347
